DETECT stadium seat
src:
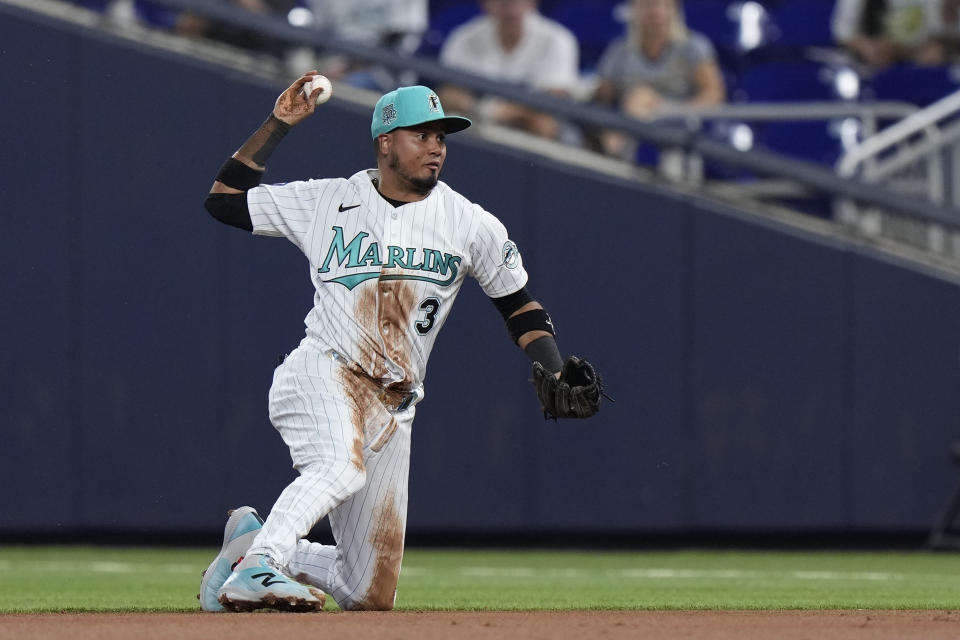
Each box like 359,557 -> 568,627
733,59 -> 844,166
753,120 -> 841,165
867,64 -> 960,107
768,0 -> 835,48
683,0 -> 740,50
543,0 -> 624,72
135,1 -> 179,30
736,59 -> 838,101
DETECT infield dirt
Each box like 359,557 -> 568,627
2,610 -> 959,639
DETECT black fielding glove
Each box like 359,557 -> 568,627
531,356 -> 605,420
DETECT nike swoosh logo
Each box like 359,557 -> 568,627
338,203 -> 360,212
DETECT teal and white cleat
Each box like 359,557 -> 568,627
218,554 -> 326,612
198,506 -> 264,612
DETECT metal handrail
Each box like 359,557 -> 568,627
867,119 -> 960,181
653,102 -> 917,154
653,101 -> 916,122
838,89 -> 960,177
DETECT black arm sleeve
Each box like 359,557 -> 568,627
490,286 -> 535,321
491,287 -> 564,372
524,335 -> 564,373
204,193 -> 253,232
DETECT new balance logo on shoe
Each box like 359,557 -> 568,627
252,572 -> 285,587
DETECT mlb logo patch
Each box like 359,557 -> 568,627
428,93 -> 441,113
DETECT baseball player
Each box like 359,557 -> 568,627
198,72 -> 604,612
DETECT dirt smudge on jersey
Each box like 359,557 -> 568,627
339,364 -> 403,469
339,366 -> 370,472
354,282 -> 388,378
356,490 -> 405,610
377,271 -> 417,391
340,360 -> 394,472
370,416 -> 399,453
340,271 -> 417,472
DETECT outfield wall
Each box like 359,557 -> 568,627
3,5 -> 960,537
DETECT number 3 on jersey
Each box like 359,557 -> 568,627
415,297 -> 440,335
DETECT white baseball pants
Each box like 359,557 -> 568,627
245,345 -> 415,610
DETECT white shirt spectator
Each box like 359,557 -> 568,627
308,0 -> 428,46
440,10 -> 579,93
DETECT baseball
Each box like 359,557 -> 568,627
303,75 -> 332,106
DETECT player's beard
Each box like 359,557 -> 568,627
389,149 -> 439,196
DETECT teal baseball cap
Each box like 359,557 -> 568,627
371,86 -> 472,139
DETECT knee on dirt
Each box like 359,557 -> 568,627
340,587 -> 397,611
338,557 -> 401,611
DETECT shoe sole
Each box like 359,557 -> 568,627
218,587 -> 326,613
198,507 -> 263,612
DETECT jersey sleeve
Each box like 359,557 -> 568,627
468,207 -> 529,298
246,180 -> 324,251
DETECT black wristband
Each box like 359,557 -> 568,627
523,335 -> 564,374
506,308 -> 556,344
215,157 -> 263,191
251,114 -> 291,166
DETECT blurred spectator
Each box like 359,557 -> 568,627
175,0 -> 296,53
438,0 -> 580,140
943,0 -> 960,55
304,0 -> 428,90
591,0 -> 725,158
832,0 -> 960,68
101,0 -> 179,30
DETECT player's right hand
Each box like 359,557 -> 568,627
273,71 -> 323,126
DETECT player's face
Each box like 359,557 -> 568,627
386,123 -> 447,195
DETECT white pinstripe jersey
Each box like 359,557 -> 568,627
247,169 -> 528,391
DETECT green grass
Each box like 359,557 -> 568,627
1,546 -> 959,612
